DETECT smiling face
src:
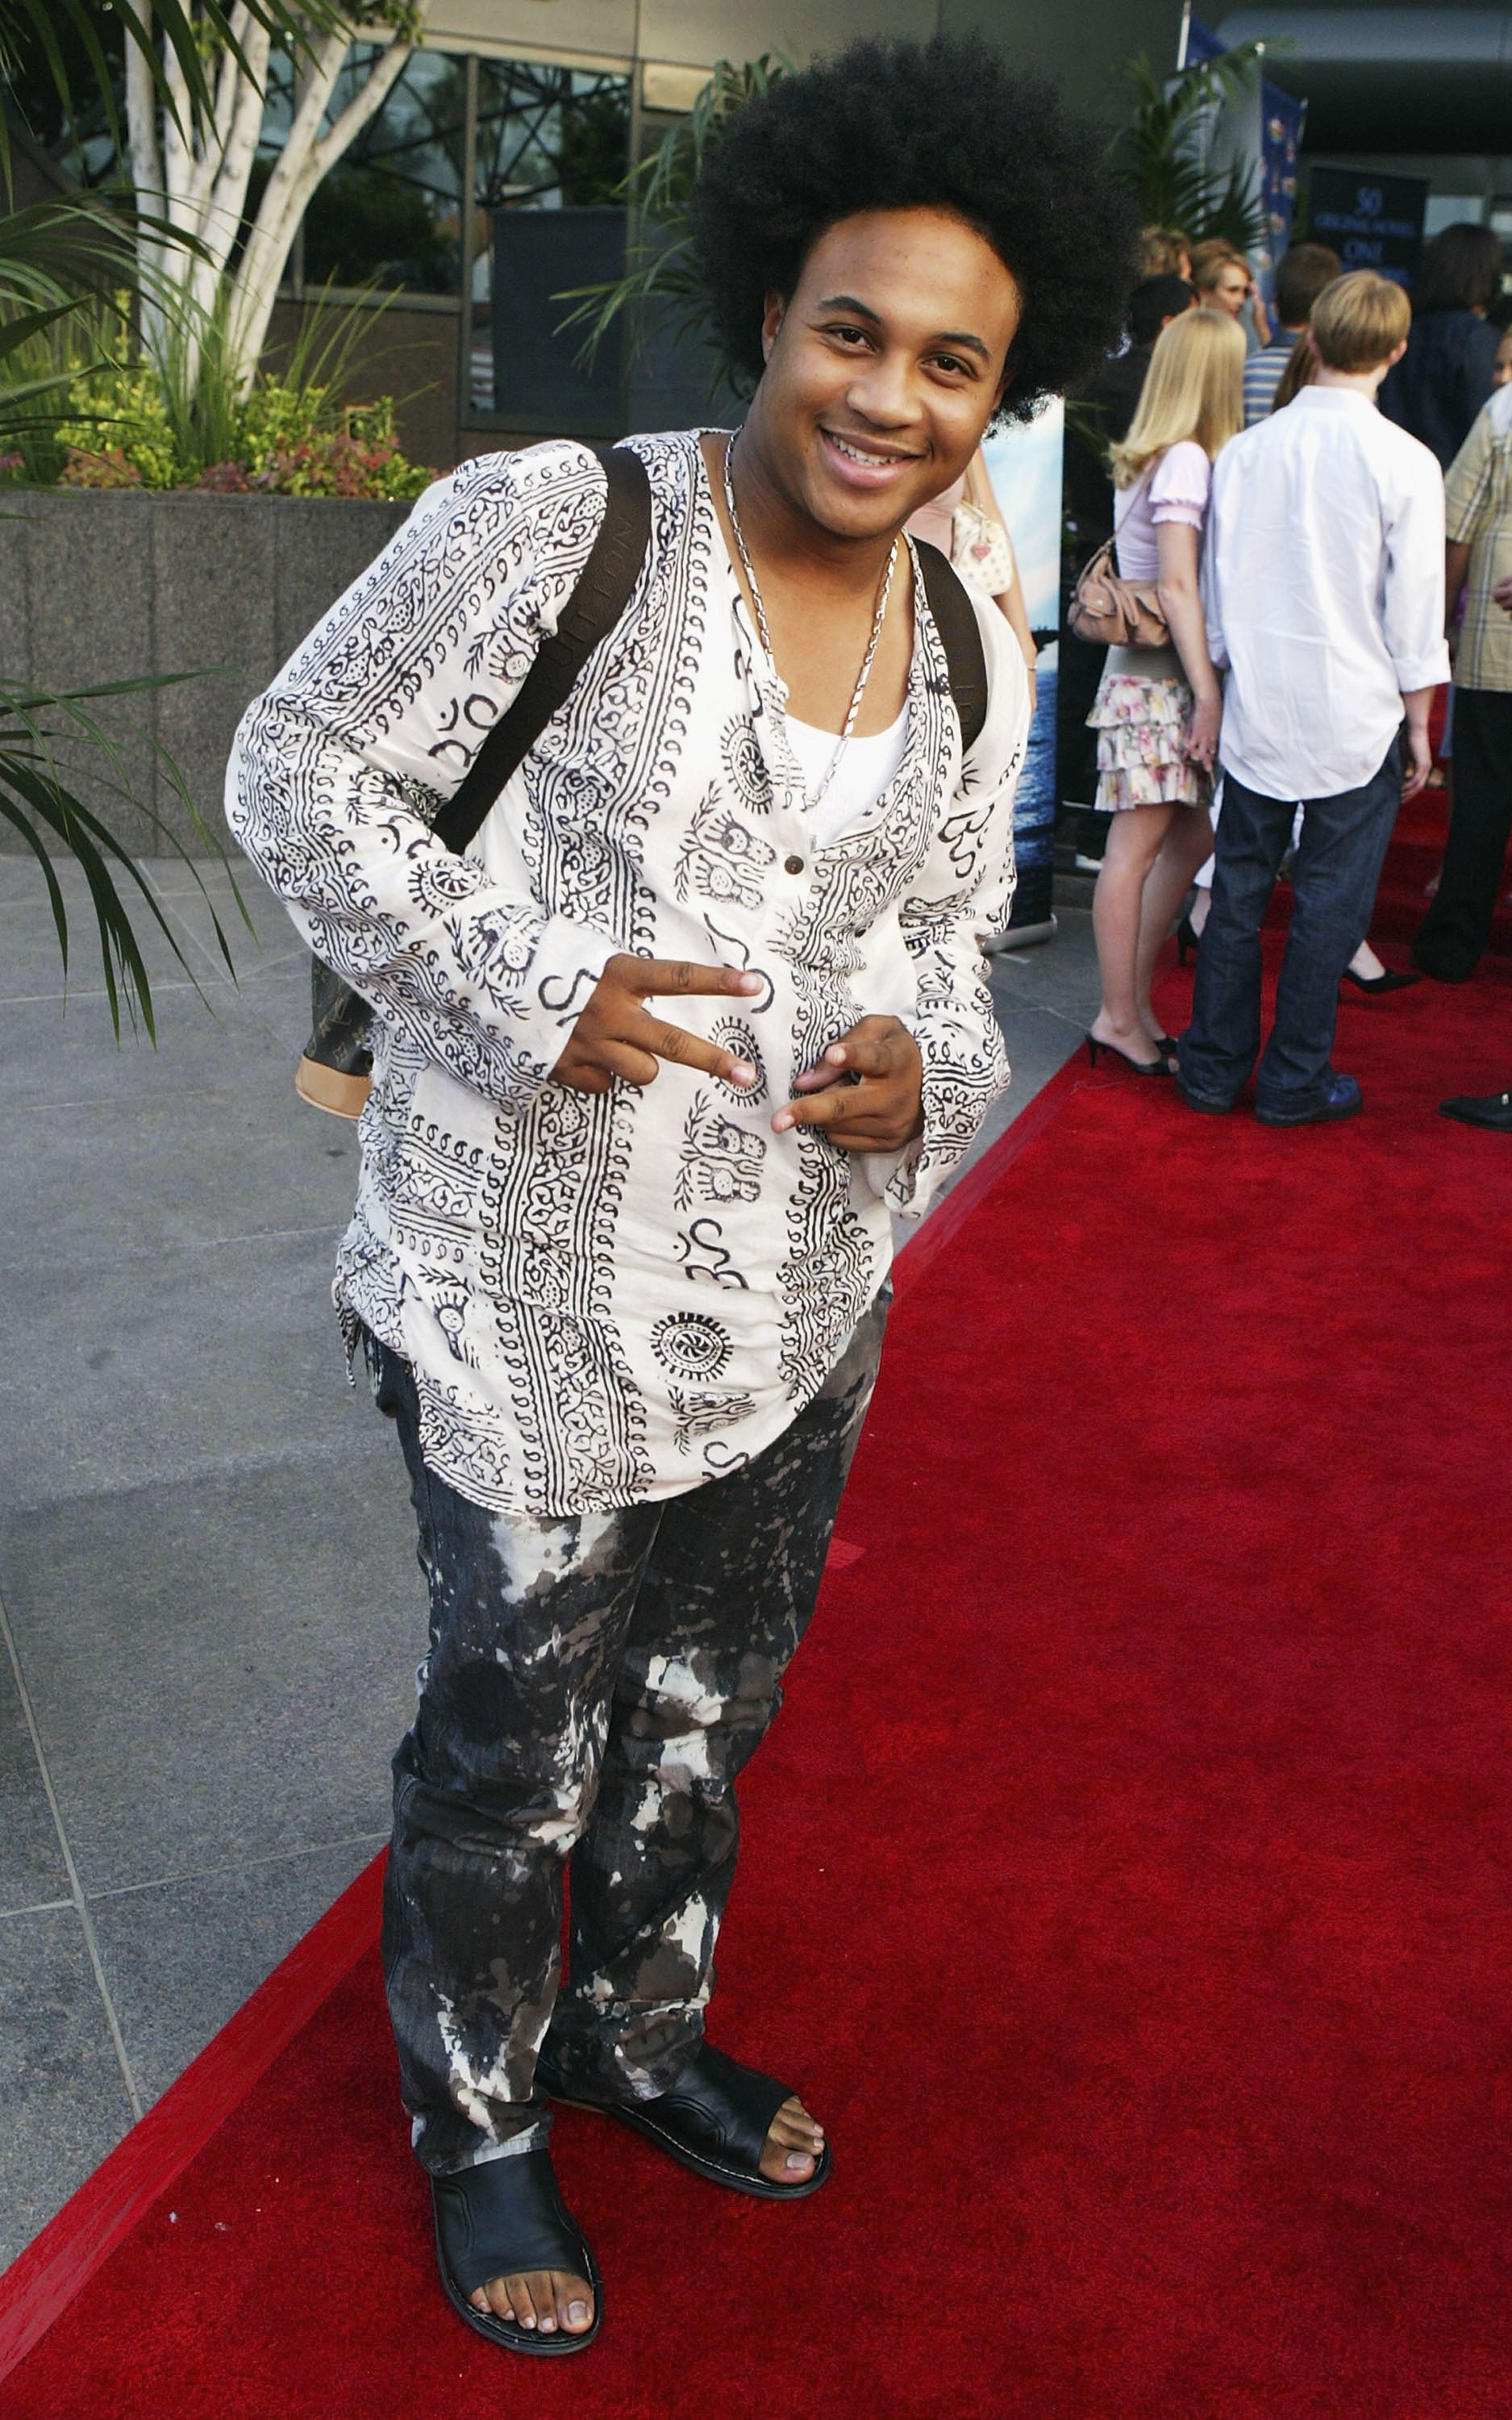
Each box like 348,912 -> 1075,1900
749,207 -> 1023,541
1206,261 -> 1250,317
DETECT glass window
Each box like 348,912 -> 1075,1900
264,49 -> 630,321
467,60 -> 632,424
274,46 -> 470,295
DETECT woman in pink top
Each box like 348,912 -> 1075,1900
1086,308 -> 1244,1071
907,449 -> 1039,701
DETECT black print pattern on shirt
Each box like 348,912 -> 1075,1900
673,1091 -> 766,1211
651,1312 -> 734,1382
667,1383 -> 758,1457
227,432 -> 1020,1517
721,715 -> 770,812
674,789 -> 777,910
707,1017 -> 768,1104
676,1220 -> 749,1289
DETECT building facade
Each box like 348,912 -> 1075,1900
267,0 -> 1182,469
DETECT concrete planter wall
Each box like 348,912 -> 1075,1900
0,490 -> 410,854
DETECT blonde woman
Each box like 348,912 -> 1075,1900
1086,307 -> 1245,1072
907,449 -> 1038,704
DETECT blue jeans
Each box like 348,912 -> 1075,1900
1177,743 -> 1402,1112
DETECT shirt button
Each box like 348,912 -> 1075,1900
784,854 -> 805,875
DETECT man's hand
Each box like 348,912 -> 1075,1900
1402,722 -> 1433,799
1493,573 -> 1512,616
553,954 -> 763,1094
772,1016 -> 924,1153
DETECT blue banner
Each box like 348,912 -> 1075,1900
1260,80 -> 1306,288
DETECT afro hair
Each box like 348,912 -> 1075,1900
689,35 -> 1138,424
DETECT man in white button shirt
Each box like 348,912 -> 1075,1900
1177,271 -> 1450,1124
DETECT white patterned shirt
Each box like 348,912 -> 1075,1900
227,432 -> 1026,1516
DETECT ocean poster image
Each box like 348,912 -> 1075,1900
983,397 -> 1062,931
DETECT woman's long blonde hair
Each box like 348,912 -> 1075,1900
1110,307 -> 1246,489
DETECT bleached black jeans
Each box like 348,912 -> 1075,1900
364,1294 -> 885,2177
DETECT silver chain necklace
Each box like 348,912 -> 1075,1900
722,432 -> 898,813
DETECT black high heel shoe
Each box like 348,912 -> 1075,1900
1176,914 -> 1200,966
1086,1034 -> 1173,1078
1341,965 -> 1421,995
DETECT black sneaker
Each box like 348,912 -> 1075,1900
1254,1073 -> 1362,1127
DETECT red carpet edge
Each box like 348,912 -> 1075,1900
0,1048 -> 1074,2389
0,1856 -> 385,2384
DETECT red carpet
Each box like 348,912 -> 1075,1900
1367,730 -> 1511,954
1369,782 -> 1512,953
3,935 -> 1511,2419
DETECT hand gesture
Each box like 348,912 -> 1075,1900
773,1016 -> 924,1154
554,955 -> 763,1094
1185,691 -> 1221,774
1401,725 -> 1433,800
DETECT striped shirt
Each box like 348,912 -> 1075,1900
1243,336 -> 1297,426
1444,384 -> 1512,694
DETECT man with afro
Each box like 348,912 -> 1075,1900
229,33 -> 1131,2355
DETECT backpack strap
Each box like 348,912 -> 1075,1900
912,538 -> 990,761
432,442 -> 652,854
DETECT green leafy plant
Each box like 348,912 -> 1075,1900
3,289 -> 433,499
0,670 -> 244,1037
1107,45 -> 1268,252
556,54 -> 791,382
0,1 -> 286,1033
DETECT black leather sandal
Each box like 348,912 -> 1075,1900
430,2149 -> 602,2356
535,2042 -> 831,2201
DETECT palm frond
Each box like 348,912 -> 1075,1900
0,671 -> 251,1037
0,0 -> 349,158
1108,43 -> 1268,254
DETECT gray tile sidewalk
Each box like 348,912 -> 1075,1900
0,853 -> 1099,2272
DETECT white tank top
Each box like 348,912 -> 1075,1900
785,707 -> 910,851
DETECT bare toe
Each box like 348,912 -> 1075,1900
521,2268 -> 559,2332
480,2271 -> 539,2330
553,2270 -> 595,2333
760,2093 -> 824,2185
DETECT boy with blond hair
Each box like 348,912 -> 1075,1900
1177,272 -> 1450,1123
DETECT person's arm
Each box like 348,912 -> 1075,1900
991,536 -> 1038,708
966,453 -> 1038,704
1156,519 -> 1222,773
1399,686 -> 1435,799
1381,464 -> 1451,795
1443,404 -> 1496,660
1446,538 -> 1472,660
1446,539 -> 1472,624
1462,318 -> 1501,430
227,445 -> 633,1112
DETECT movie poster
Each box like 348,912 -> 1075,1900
982,396 -> 1064,933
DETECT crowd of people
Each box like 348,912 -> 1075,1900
1073,219 -> 1512,1129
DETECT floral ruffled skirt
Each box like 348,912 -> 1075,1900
1088,669 -> 1212,812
